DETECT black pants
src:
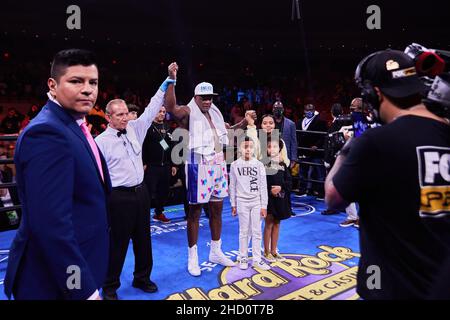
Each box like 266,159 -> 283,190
179,164 -> 190,217
287,166 -> 293,213
144,165 -> 171,215
299,156 -> 325,195
103,184 -> 152,295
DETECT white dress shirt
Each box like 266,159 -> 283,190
95,89 -> 164,187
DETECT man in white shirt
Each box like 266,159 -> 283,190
95,76 -> 174,300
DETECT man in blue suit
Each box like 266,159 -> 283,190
4,49 -> 112,300
272,101 -> 298,167
273,101 -> 298,216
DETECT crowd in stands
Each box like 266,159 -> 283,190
0,64 -> 361,204
0,59 -> 362,214
0,80 -> 359,134
0,52 -> 360,133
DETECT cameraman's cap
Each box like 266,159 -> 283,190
194,82 -> 218,96
364,50 -> 427,98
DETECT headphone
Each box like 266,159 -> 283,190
354,51 -> 384,112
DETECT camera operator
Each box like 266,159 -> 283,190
325,49 -> 450,299
423,72 -> 450,299
321,103 -> 359,228
321,103 -> 349,215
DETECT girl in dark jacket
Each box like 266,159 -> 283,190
263,136 -> 292,262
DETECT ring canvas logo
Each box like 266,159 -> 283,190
166,246 -> 360,300
290,201 -> 315,217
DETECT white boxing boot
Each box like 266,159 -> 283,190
209,239 -> 235,267
188,245 -> 201,276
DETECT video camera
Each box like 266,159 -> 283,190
333,111 -> 370,138
404,43 -> 450,119
404,43 -> 450,79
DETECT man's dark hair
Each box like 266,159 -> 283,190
240,135 -> 253,145
331,103 -> 343,117
50,49 -> 97,81
384,93 -> 423,109
127,104 -> 140,113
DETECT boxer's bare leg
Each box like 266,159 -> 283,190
187,204 -> 202,247
208,200 -> 223,241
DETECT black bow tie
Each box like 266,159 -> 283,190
117,129 -> 127,137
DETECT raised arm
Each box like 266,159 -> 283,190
129,87 -> 165,144
165,62 -> 190,123
224,110 -> 255,146
225,110 -> 255,130
245,112 -> 261,159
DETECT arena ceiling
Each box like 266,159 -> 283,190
1,0 -> 449,53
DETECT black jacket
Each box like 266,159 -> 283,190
266,162 -> 292,220
142,121 -> 173,166
297,115 -> 328,158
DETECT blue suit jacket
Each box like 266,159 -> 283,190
281,117 -> 298,162
4,100 -> 112,300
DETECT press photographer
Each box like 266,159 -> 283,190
325,49 -> 450,299
321,102 -> 360,228
323,98 -> 372,175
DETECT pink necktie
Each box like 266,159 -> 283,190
80,122 -> 104,181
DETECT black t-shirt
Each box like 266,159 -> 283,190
333,115 -> 450,299
274,117 -> 284,135
142,122 -> 173,166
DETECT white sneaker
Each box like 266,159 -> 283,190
188,245 -> 201,276
239,257 -> 249,270
209,239 -> 235,267
254,260 -> 271,271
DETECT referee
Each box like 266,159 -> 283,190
95,77 -> 174,300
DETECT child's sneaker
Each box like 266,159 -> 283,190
254,260 -> 271,271
272,252 -> 286,261
263,252 -> 276,263
239,257 -> 249,270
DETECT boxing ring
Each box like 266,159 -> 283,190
0,135 -> 20,285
